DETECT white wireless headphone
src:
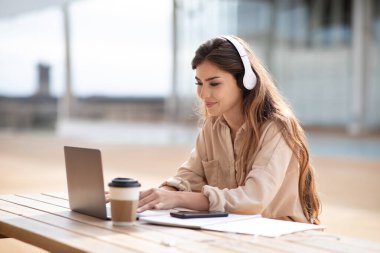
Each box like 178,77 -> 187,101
221,35 -> 257,90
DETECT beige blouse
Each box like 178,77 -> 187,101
161,116 -> 308,223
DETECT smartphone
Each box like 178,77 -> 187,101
170,211 -> 228,219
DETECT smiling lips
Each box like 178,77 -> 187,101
205,101 -> 217,108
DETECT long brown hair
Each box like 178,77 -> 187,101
191,36 -> 321,224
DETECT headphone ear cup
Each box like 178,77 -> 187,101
222,35 -> 257,90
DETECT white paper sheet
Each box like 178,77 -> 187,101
139,211 -> 325,237
203,217 -> 325,237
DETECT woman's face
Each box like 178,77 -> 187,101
195,60 -> 243,118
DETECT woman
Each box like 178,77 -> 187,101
138,36 -> 321,224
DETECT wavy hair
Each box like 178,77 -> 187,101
191,36 -> 321,224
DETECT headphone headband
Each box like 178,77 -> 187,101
221,35 -> 257,90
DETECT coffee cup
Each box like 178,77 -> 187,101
108,177 -> 141,226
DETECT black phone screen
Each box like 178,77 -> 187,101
170,211 -> 228,219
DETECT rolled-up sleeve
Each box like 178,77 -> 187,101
202,123 -> 294,214
160,128 -> 207,192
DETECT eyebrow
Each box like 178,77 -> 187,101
195,76 -> 221,82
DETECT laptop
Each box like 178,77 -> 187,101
64,146 -> 111,220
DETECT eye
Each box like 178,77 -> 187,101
210,82 -> 220,87
195,82 -> 202,86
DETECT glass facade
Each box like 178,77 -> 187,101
0,8 -> 64,97
173,0 -> 380,130
69,0 -> 172,97
0,0 -> 378,131
368,0 -> 380,128
0,0 -> 172,98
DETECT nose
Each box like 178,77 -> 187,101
197,84 -> 210,99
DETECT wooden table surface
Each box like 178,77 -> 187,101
0,193 -> 379,253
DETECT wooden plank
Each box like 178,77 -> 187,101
16,193 -> 70,208
138,222 -> 294,253
10,194 -> 380,253
141,224 -> 278,253
0,199 -> 180,253
33,193 -> 341,253
138,223 -> 275,253
42,192 -> 69,200
30,193 -> 329,252
204,224 -> 380,253
22,193 -> 289,253
203,230 -> 329,253
0,209 -> 130,253
0,195 -> 243,253
0,238 -> 49,253
139,223 -> 220,242
0,196 -> 256,253
283,230 -> 380,253
16,195 -> 269,252
304,230 -> 380,252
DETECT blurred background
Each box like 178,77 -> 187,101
0,0 -> 379,243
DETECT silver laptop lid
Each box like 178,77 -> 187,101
64,146 -> 109,220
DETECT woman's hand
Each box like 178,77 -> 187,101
137,188 -> 210,213
137,188 -> 178,212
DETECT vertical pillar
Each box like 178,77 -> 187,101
331,0 -> 343,45
59,3 -> 73,122
350,0 -> 371,135
166,0 -> 178,122
265,0 -> 277,68
310,0 -> 324,47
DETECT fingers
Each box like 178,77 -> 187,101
137,188 -> 178,212
138,195 -> 160,212
139,188 -> 155,199
138,189 -> 157,212
139,190 -> 158,207
137,199 -> 160,213
138,188 -> 167,212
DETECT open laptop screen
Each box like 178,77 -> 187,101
64,146 -> 109,220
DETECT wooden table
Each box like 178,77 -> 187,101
0,193 -> 379,253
